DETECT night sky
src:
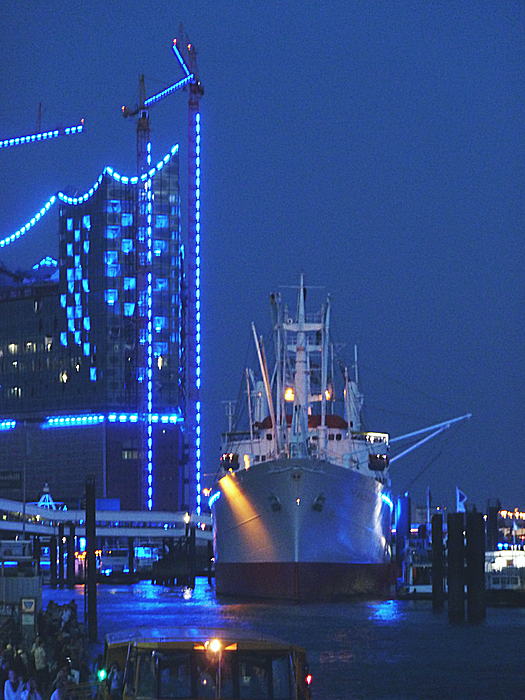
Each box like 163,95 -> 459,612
0,2 -> 523,513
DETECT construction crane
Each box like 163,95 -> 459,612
0,106 -> 84,149
122,25 -> 204,515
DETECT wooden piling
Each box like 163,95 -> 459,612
431,513 -> 444,612
466,511 -> 486,623
447,512 -> 465,623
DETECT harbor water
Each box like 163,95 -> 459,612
44,579 -> 524,699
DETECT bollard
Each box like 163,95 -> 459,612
466,511 -> 486,623
447,512 -> 465,623
431,513 -> 444,612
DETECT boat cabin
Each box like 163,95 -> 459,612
98,626 -> 312,700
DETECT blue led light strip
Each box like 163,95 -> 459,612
0,420 -> 16,431
172,41 -> 192,76
0,122 -> 84,149
144,76 -> 194,108
208,491 -> 220,508
40,412 -> 183,429
146,142 -> 154,511
194,113 -> 202,515
0,145 -> 179,247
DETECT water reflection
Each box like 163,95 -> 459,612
367,599 -> 407,622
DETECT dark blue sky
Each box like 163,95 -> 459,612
0,2 -> 523,512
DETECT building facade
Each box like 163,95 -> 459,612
0,146 -> 187,512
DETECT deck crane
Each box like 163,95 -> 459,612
122,25 -> 204,514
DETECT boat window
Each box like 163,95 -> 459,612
238,653 -> 293,699
336,434 -> 342,441
328,434 -> 335,441
266,434 -> 272,441
137,653 -> 156,698
194,651 -> 234,698
158,653 -> 191,698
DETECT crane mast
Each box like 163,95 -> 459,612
121,28 -> 204,513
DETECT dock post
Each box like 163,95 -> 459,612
466,511 -> 486,623
86,476 -> 97,642
58,522 -> 65,589
431,513 -> 444,612
33,535 -> 41,575
447,512 -> 465,623
189,524 -> 196,588
49,535 -> 57,589
67,522 -> 75,589
207,540 -> 213,586
128,537 -> 134,579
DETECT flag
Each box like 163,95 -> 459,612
513,519 -> 519,532
456,487 -> 467,513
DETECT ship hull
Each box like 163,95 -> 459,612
212,459 -> 395,600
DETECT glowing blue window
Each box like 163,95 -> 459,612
105,251 -> 119,264
67,218 -> 73,231
121,239 -> 133,254
83,342 -> 90,356
105,290 -> 118,305
106,264 -> 121,278
68,282 -> 74,293
60,332 -> 67,346
154,316 -> 167,332
83,241 -> 90,254
66,243 -> 73,257
123,277 -> 136,290
124,303 -> 135,317
66,269 -> 73,281
155,215 -> 168,228
74,229 -> 80,242
84,317 -> 91,331
121,213 -> 133,226
74,331 -> 81,345
154,342 -> 168,356
105,200 -> 121,213
68,319 -> 75,332
90,368 -> 97,382
75,268 -> 82,280
60,294 -> 66,308
75,293 -> 81,305
75,306 -> 82,319
74,255 -> 80,267
139,330 -> 146,345
153,240 -> 168,256
82,279 -> 89,293
66,307 -> 73,319
155,278 -> 168,291
105,226 -> 120,239
137,227 -> 146,242
82,215 -> 91,230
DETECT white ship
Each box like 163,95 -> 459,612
209,276 -> 396,599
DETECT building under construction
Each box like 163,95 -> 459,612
0,29 -> 203,515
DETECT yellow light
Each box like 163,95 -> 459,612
205,639 -> 221,653
325,389 -> 331,400
183,512 -> 190,524
244,454 -> 250,470
284,387 -> 294,401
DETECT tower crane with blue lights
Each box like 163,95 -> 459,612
121,25 -> 204,515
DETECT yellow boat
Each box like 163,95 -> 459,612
98,626 -> 312,700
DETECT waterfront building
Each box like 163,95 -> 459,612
0,148 -> 188,512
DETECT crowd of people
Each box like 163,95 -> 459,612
0,600 -> 93,700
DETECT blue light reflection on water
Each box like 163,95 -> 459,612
43,581 -> 525,700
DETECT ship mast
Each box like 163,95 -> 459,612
289,275 -> 309,458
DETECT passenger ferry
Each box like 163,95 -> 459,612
98,626 -> 312,700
